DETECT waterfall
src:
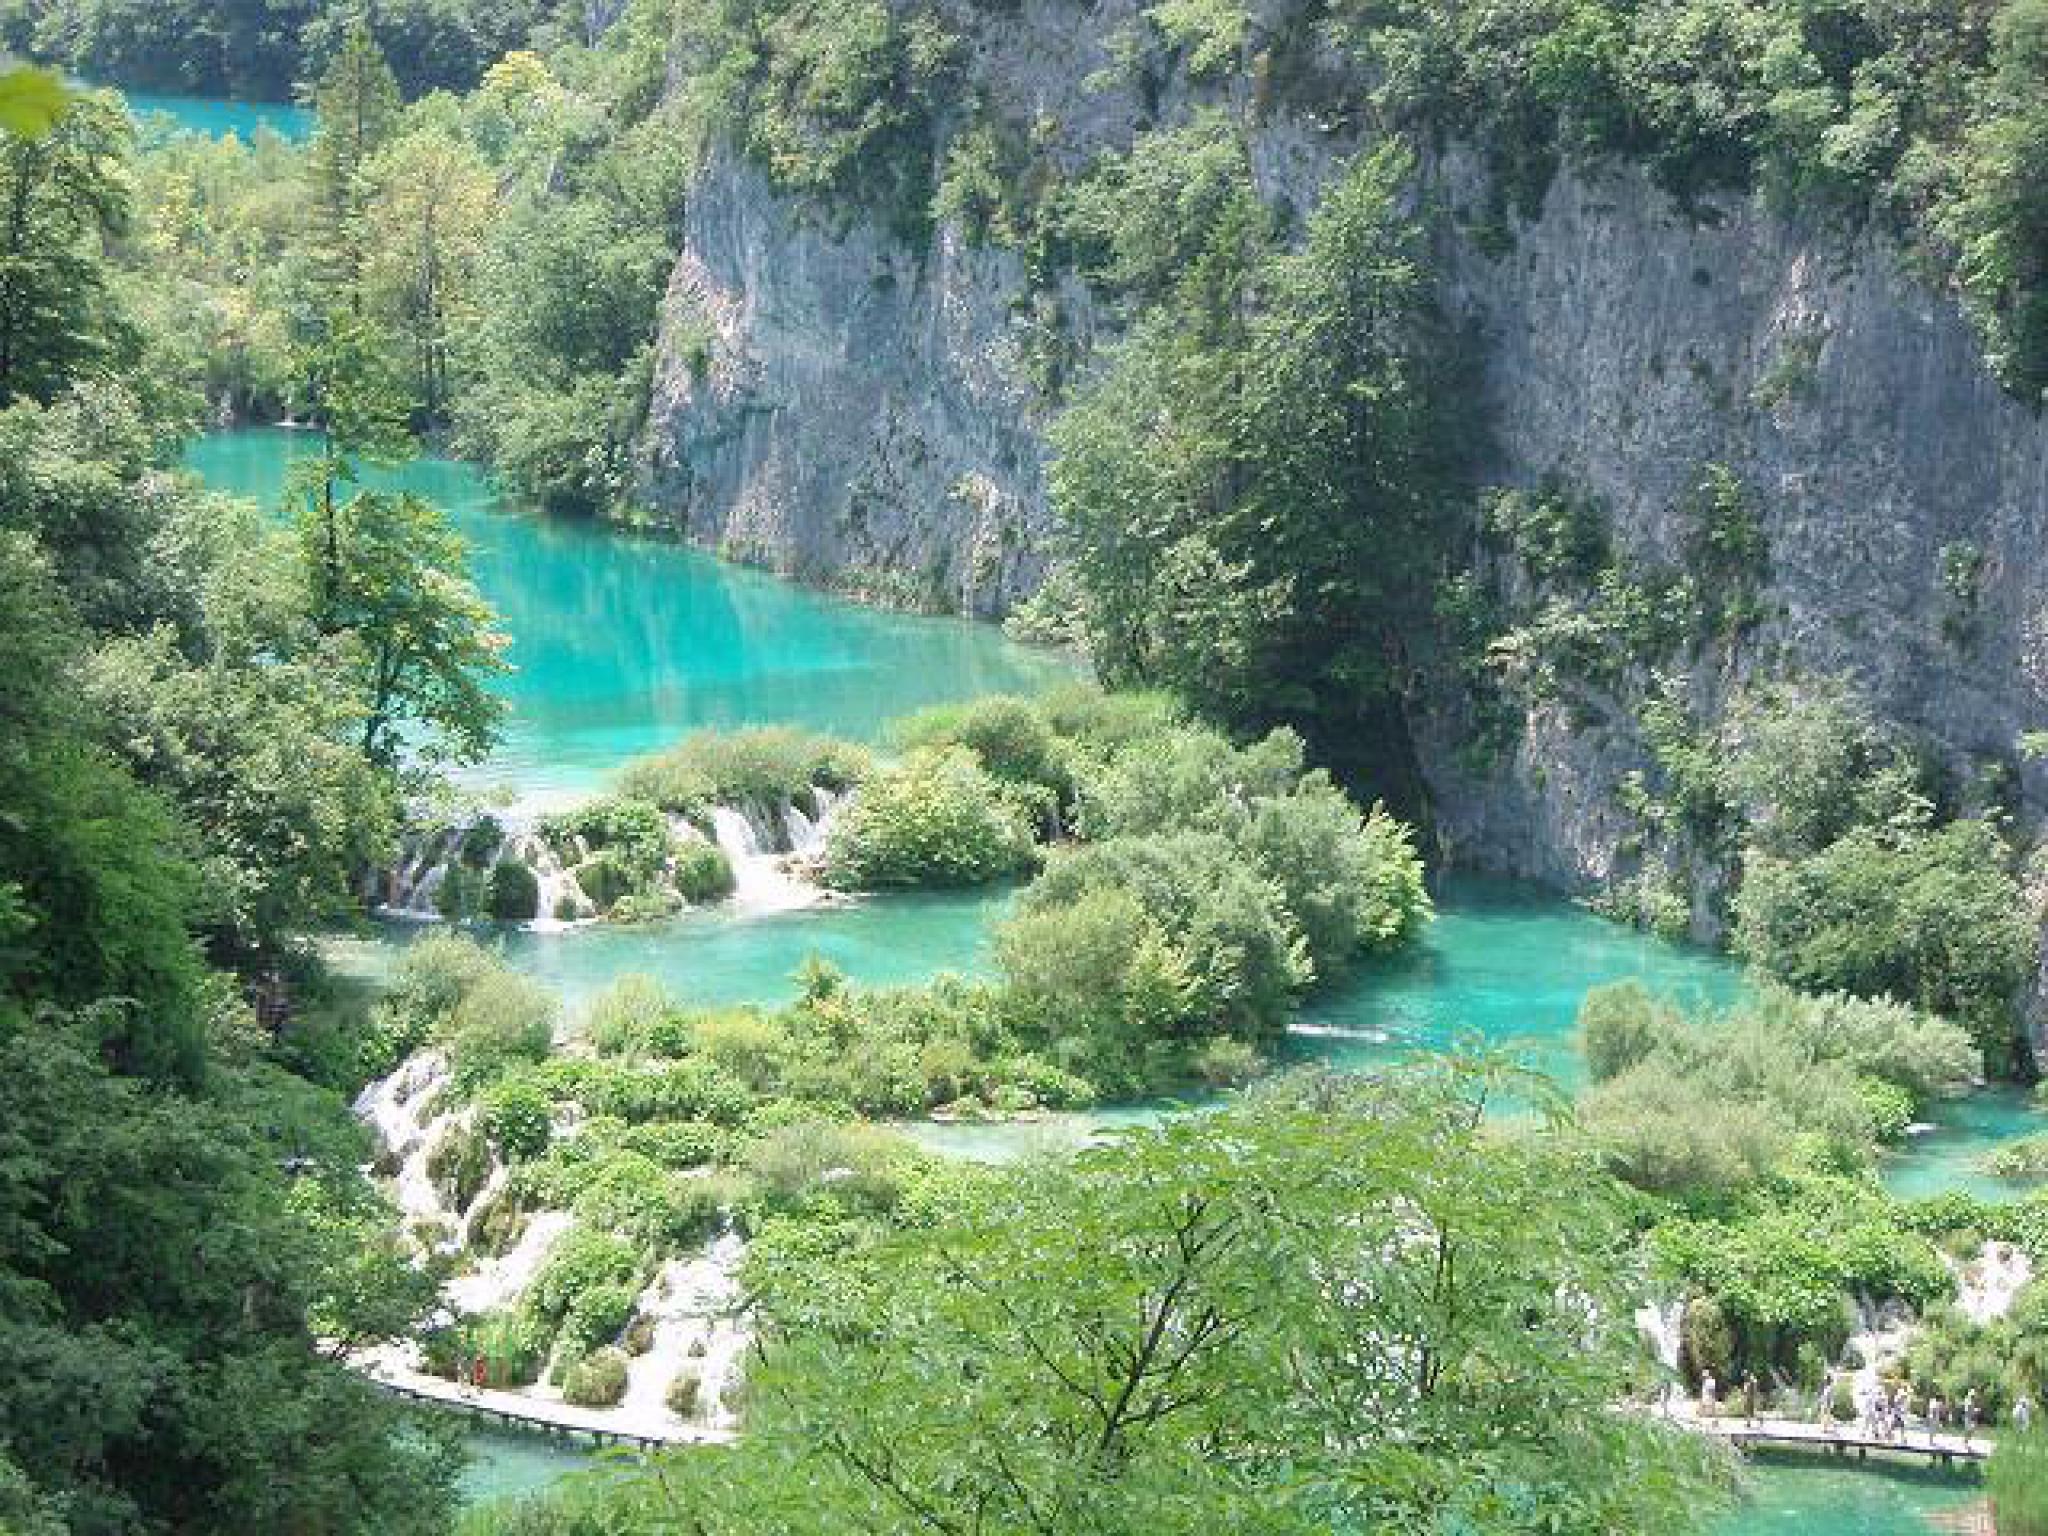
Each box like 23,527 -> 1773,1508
710,793 -> 838,915
447,1210 -> 575,1316
617,1231 -> 751,1432
1950,1239 -> 2034,1326
353,1050 -> 466,1241
1634,1300 -> 1684,1373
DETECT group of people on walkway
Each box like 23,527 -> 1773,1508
1673,1365 -> 2037,1446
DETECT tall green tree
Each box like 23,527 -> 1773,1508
307,16 -> 403,311
0,93 -> 130,405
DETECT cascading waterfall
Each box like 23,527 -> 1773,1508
1633,1300 -> 1684,1374
618,1232 -> 752,1432
1949,1239 -> 2033,1326
378,785 -> 848,927
354,1049 -> 460,1236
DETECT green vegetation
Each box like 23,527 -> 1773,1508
0,67 -> 475,1532
822,747 -> 1037,889
459,1066 -> 1733,1535
1990,1432 -> 2048,1535
616,726 -> 870,815
1578,981 -> 1980,1193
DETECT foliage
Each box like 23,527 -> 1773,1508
443,970 -> 558,1090
562,1346 -> 631,1408
478,1068 -> 1733,1534
0,92 -> 133,408
524,1228 -> 642,1327
1990,1431 -> 2048,1535
616,726 -> 870,815
1576,982 -> 1979,1194
481,1076 -> 552,1161
822,747 -> 1037,890
1734,817 -> 2032,1061
1050,140 -> 1457,788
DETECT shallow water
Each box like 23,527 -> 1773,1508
459,1427 -> 592,1507
1714,1452 -> 1983,1535
1884,1085 -> 2045,1204
185,430 -> 1074,800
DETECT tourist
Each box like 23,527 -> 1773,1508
1818,1367 -> 1839,1425
1927,1392 -> 1947,1441
1962,1388 -> 1980,1447
1699,1370 -> 1717,1416
472,1354 -> 490,1397
1742,1372 -> 1759,1426
2015,1391 -> 2036,1433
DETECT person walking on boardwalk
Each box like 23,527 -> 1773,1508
1961,1388 -> 1981,1447
1927,1392 -> 1947,1442
1699,1369 -> 1717,1416
2015,1390 -> 2036,1433
1817,1367 -> 1839,1425
1742,1372 -> 1760,1425
471,1353 -> 489,1397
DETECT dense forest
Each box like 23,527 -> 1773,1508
3,0 -> 2048,1530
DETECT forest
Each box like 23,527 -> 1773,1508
2,0 -> 2048,1531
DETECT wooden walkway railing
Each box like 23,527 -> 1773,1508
366,1372 -> 715,1452
1692,1415 -> 1993,1468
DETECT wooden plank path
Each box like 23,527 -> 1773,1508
360,1362 -> 733,1452
1691,1414 -> 1993,1468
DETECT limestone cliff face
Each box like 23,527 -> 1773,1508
1420,164 -> 2048,890
634,3 -> 2048,958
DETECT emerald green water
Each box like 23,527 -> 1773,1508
1711,1454 -> 1982,1535
1885,1085 -> 2046,1204
185,430 -> 1073,799
460,1428 -> 591,1507
96,82 -> 313,141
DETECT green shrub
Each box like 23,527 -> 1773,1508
615,727 -> 869,815
571,851 -> 636,914
426,1123 -> 494,1212
1680,1296 -> 1733,1389
367,932 -> 503,1075
525,1228 -> 641,1324
540,798 -> 672,881
1242,788 -> 1430,976
1579,983 -> 1686,1083
1988,1134 -> 2048,1182
561,1347 -> 631,1409
560,1282 -> 637,1355
470,1308 -> 550,1388
572,1153 -> 731,1249
1991,1434 -> 2048,1536
1734,819 -> 2031,1062
444,972 -> 558,1091
485,859 -> 540,921
823,748 -> 1036,890
584,974 -> 683,1058
672,840 -> 736,902
1189,1035 -> 1262,1088
665,1366 -> 702,1418
894,696 -> 1069,800
480,1077 -> 552,1161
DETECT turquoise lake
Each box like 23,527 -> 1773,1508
96,82 -> 314,142
184,430 -> 1074,800
189,429 -> 2025,1528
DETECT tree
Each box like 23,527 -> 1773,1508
300,484 -> 508,770
363,122 -> 494,422
0,92 -> 131,405
307,17 -> 403,311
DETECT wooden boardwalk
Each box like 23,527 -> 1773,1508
1692,1415 -> 1993,1468
364,1366 -> 730,1452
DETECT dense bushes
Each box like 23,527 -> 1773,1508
561,1347 -> 631,1409
615,727 -> 868,817
823,748 -> 1037,889
1577,982 -> 1980,1193
1990,1431 -> 2048,1535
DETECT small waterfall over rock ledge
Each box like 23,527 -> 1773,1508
376,785 -> 847,927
